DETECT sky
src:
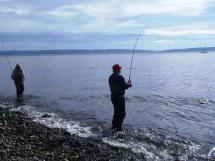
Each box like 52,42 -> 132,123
0,0 -> 215,50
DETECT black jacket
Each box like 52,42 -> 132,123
11,69 -> 25,83
109,73 -> 129,97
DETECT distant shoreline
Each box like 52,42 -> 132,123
0,47 -> 214,55
0,49 -> 154,55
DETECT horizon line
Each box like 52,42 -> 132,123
0,46 -> 214,53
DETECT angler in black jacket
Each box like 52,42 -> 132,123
109,64 -> 132,131
11,64 -> 25,101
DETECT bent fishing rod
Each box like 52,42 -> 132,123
0,34 -> 12,73
128,28 -> 145,82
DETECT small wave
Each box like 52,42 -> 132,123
199,99 -> 209,104
103,137 -> 161,161
0,103 -> 13,109
10,105 -> 93,138
102,134 -> 202,161
208,147 -> 215,159
8,105 -> 170,160
9,104 -> 208,161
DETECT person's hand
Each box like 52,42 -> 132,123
128,80 -> 132,87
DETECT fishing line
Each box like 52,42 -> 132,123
0,34 -> 12,73
128,28 -> 145,81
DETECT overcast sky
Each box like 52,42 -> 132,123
0,0 -> 215,50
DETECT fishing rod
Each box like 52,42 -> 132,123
128,28 -> 145,81
0,34 -> 12,73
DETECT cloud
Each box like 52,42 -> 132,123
46,0 -> 214,20
1,0 -> 215,50
122,0 -> 212,16
0,0 -> 12,2
46,5 -> 78,18
0,7 -> 31,16
46,2 -> 115,17
42,0 -> 214,33
73,3 -> 114,18
144,28 -> 215,36
153,40 -> 175,44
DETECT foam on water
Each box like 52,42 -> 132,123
0,103 -> 13,109
10,105 -> 93,138
103,137 -> 160,160
10,105 -> 163,159
8,104 -> 211,161
208,147 -> 215,159
102,135 -> 203,161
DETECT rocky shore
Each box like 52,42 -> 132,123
0,107 -> 144,161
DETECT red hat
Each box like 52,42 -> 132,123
112,64 -> 121,72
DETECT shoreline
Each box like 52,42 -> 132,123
0,107 -> 144,161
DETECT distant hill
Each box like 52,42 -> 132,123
0,49 -> 154,55
0,48 -> 215,55
162,47 -> 215,52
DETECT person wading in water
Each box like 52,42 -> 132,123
109,64 -> 132,132
11,64 -> 25,101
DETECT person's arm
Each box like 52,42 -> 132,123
119,76 -> 131,89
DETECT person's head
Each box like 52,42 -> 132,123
15,64 -> 21,70
112,64 -> 121,74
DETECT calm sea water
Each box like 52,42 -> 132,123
0,52 -> 214,160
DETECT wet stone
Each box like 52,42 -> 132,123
41,113 -> 52,118
0,107 -> 143,161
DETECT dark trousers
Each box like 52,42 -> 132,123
111,96 -> 126,130
14,81 -> 24,98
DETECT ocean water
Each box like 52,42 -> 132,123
0,52 -> 215,160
